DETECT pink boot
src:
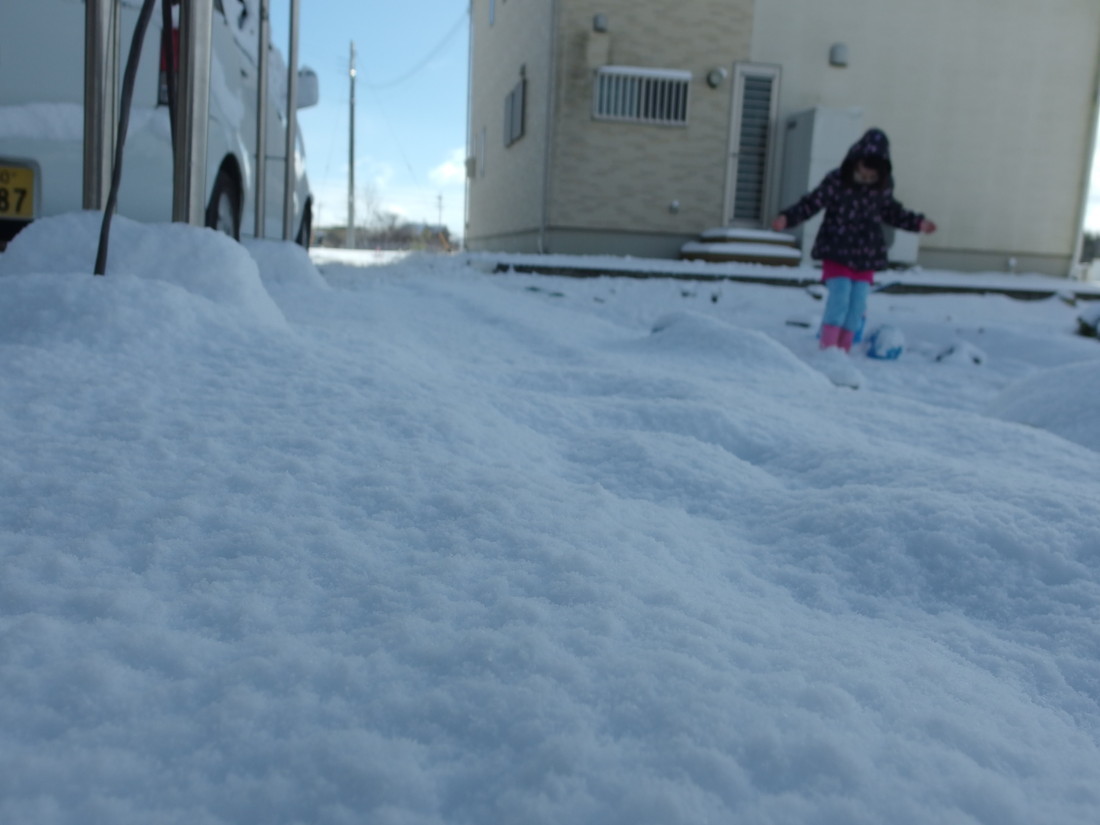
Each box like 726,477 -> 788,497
819,324 -> 842,350
837,329 -> 854,353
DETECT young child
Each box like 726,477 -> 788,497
772,128 -> 936,353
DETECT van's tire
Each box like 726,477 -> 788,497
205,167 -> 241,240
296,201 -> 312,248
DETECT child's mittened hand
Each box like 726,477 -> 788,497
772,215 -> 788,231
920,219 -> 937,234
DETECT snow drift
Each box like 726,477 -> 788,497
1,215 -> 1099,825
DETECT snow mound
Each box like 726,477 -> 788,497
0,213 -> 285,328
936,340 -> 988,365
988,361 -> 1100,452
3,248 -> 1100,823
245,239 -> 329,290
0,271 -> 281,351
812,346 -> 865,388
642,311 -> 825,384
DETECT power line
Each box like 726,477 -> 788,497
365,84 -> 421,184
362,9 -> 467,90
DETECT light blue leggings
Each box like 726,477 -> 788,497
822,277 -> 870,332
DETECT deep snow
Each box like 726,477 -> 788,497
2,214 -> 1100,824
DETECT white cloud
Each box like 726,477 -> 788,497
429,148 -> 467,187
379,202 -> 410,220
309,154 -> 466,235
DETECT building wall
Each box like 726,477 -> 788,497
468,0 -> 1100,273
546,0 -> 756,246
466,0 -> 554,247
752,0 -> 1100,275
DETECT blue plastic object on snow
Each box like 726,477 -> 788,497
867,325 -> 905,360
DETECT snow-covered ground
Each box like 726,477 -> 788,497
2,214 -> 1100,825
309,247 -> 412,267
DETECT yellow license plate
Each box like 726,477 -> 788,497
0,164 -> 35,220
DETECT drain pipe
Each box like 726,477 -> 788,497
538,0 -> 559,254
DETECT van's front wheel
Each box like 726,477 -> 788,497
205,168 -> 241,240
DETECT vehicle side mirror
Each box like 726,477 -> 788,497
297,67 -> 319,109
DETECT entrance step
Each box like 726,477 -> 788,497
680,227 -> 801,266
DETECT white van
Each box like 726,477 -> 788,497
0,0 -> 317,247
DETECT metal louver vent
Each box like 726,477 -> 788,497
594,67 -> 691,126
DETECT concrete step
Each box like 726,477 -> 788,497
681,227 -> 801,266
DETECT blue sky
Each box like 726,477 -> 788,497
270,1 -> 469,239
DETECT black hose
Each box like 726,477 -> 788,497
94,0 -> 159,276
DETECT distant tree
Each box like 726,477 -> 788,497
359,182 -> 384,232
314,219 -> 454,252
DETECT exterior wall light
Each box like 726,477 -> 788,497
593,14 -> 609,33
829,43 -> 849,67
706,67 -> 728,88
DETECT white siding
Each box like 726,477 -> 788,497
752,0 -> 1100,272
466,0 -> 554,245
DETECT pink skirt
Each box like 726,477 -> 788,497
822,259 -> 874,284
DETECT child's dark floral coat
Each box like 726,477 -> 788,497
780,128 -> 925,272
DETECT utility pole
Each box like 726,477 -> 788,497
437,193 -> 443,231
348,41 -> 356,248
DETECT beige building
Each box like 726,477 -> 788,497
465,0 -> 1100,276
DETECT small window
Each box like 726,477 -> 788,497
593,66 -> 691,126
504,77 -> 526,147
489,0 -> 496,26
